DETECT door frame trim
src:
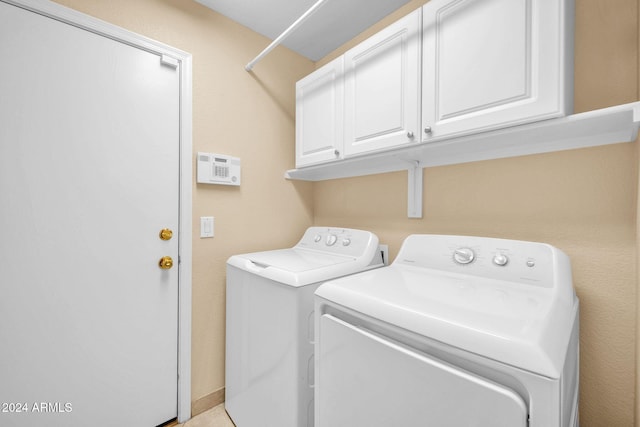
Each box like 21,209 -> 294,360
3,0 -> 193,422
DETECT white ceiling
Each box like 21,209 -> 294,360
194,0 -> 411,61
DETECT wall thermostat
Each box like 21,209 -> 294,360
197,152 -> 241,186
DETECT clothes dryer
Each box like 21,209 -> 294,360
225,227 -> 383,427
315,234 -> 579,427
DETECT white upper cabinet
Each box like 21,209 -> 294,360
422,0 -> 574,141
296,56 -> 344,168
343,9 -> 422,157
292,0 -> 578,176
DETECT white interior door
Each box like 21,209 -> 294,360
317,315 -> 528,427
0,2 -> 182,425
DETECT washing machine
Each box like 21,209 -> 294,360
315,234 -> 579,427
225,227 -> 383,427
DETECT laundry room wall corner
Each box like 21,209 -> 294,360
313,1 -> 639,426
636,0 -> 640,424
636,123 -> 640,427
52,0 -> 315,415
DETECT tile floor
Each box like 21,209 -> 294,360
177,404 -> 235,427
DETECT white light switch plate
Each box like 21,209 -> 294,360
200,216 -> 214,238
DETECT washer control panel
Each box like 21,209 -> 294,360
397,235 -> 569,288
296,227 -> 378,258
325,234 -> 338,246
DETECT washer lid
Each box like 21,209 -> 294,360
227,227 -> 383,287
228,248 -> 368,287
242,248 -> 353,272
316,264 -> 578,378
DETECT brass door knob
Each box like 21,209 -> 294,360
159,256 -> 174,269
159,228 -> 173,241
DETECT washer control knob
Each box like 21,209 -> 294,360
314,234 -> 322,243
493,253 -> 509,266
453,248 -> 475,265
342,238 -> 351,246
326,234 -> 338,246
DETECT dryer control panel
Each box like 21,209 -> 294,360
395,234 -> 571,289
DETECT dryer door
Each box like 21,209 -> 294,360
317,315 -> 528,427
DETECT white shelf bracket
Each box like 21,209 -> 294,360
407,161 -> 423,218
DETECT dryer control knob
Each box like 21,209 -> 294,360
453,247 -> 475,265
326,234 -> 338,246
342,238 -> 351,246
493,253 -> 509,266
314,234 -> 322,243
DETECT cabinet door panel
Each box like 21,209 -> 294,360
438,0 -> 529,117
423,0 -> 572,140
352,39 -> 404,140
344,9 -> 421,157
296,57 -> 344,167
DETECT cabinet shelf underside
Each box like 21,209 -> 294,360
286,102 -> 640,181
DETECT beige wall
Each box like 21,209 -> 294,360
46,0 -> 640,425
314,0 -> 639,425
52,0 -> 315,405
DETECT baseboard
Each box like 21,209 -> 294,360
191,387 -> 226,417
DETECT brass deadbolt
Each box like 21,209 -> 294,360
159,228 -> 173,241
159,256 -> 174,269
